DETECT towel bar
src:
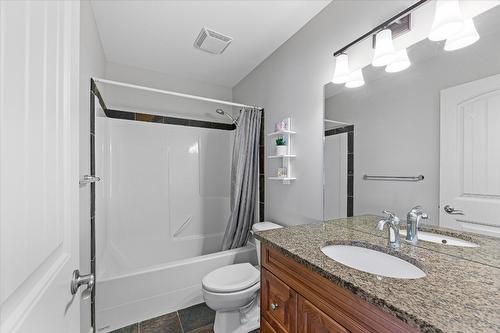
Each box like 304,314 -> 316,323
363,175 -> 424,182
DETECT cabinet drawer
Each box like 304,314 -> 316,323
298,295 -> 350,333
261,268 -> 297,333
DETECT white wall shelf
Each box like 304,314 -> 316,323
267,155 -> 296,159
267,117 -> 295,184
267,130 -> 296,136
268,177 -> 296,184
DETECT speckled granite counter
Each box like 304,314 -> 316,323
329,215 -> 500,269
255,217 -> 500,333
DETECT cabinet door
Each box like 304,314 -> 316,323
262,319 -> 279,333
297,295 -> 349,333
262,268 -> 297,333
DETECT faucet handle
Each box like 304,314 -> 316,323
409,206 -> 428,219
382,210 -> 400,223
409,205 -> 423,212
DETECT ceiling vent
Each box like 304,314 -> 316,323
194,28 -> 233,54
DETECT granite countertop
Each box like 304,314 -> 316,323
329,215 -> 500,269
255,216 -> 500,333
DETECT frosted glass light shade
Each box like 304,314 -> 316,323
345,69 -> 365,88
444,19 -> 480,51
385,48 -> 411,73
429,0 -> 464,41
332,53 -> 350,84
372,29 -> 396,67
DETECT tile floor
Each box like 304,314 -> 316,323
111,303 -> 260,333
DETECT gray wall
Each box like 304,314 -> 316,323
79,1 -> 106,332
325,21 -> 500,223
233,1 -> 416,226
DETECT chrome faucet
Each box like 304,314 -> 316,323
406,206 -> 428,244
377,210 -> 401,250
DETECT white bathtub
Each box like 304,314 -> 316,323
95,244 -> 257,332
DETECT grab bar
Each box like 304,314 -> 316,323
363,174 -> 424,182
173,216 -> 192,238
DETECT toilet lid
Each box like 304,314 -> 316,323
202,263 -> 259,293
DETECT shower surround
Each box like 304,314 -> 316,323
93,112 -> 261,332
88,79 -> 264,332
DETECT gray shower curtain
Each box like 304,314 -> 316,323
221,108 -> 262,250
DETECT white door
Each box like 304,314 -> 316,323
440,74 -> 500,237
0,1 -> 82,332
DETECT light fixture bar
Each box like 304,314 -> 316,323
333,0 -> 429,57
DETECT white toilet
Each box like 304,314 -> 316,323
202,222 -> 283,333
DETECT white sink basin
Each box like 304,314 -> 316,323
399,230 -> 479,248
321,245 -> 426,279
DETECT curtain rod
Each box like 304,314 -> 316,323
333,0 -> 430,57
92,77 -> 264,111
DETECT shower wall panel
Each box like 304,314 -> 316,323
95,117 -> 233,278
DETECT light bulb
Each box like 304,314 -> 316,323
372,29 -> 396,67
444,19 -> 480,51
429,0 -> 464,41
345,69 -> 365,88
331,53 -> 350,84
385,48 -> 411,73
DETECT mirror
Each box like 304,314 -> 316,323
323,5 -> 500,239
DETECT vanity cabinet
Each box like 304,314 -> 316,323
260,244 -> 421,333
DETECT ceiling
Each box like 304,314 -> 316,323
91,0 -> 331,88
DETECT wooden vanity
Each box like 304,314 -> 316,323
260,244 -> 420,333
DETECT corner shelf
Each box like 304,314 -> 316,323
268,130 -> 296,136
268,177 -> 296,185
267,155 -> 296,159
267,117 -> 296,184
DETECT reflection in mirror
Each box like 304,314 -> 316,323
323,120 -> 353,220
323,5 -> 500,239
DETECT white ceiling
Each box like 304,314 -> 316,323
91,0 -> 331,88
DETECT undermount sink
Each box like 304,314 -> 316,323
321,245 -> 426,279
399,230 -> 479,248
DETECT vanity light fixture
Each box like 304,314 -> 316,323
331,53 -> 350,84
330,0 -> 429,88
372,29 -> 396,67
385,48 -> 411,73
345,68 -> 365,88
429,0 -> 464,41
444,18 -> 480,51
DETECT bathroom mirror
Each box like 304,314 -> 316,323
323,5 -> 500,241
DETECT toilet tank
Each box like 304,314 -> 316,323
252,222 -> 283,265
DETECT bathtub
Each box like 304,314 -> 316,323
95,244 -> 257,332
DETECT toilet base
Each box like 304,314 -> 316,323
213,300 -> 260,333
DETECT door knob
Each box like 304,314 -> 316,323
71,269 -> 95,295
270,303 -> 279,310
443,205 -> 464,215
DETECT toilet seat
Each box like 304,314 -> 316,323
202,263 -> 259,293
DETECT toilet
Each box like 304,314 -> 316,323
202,222 -> 283,333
